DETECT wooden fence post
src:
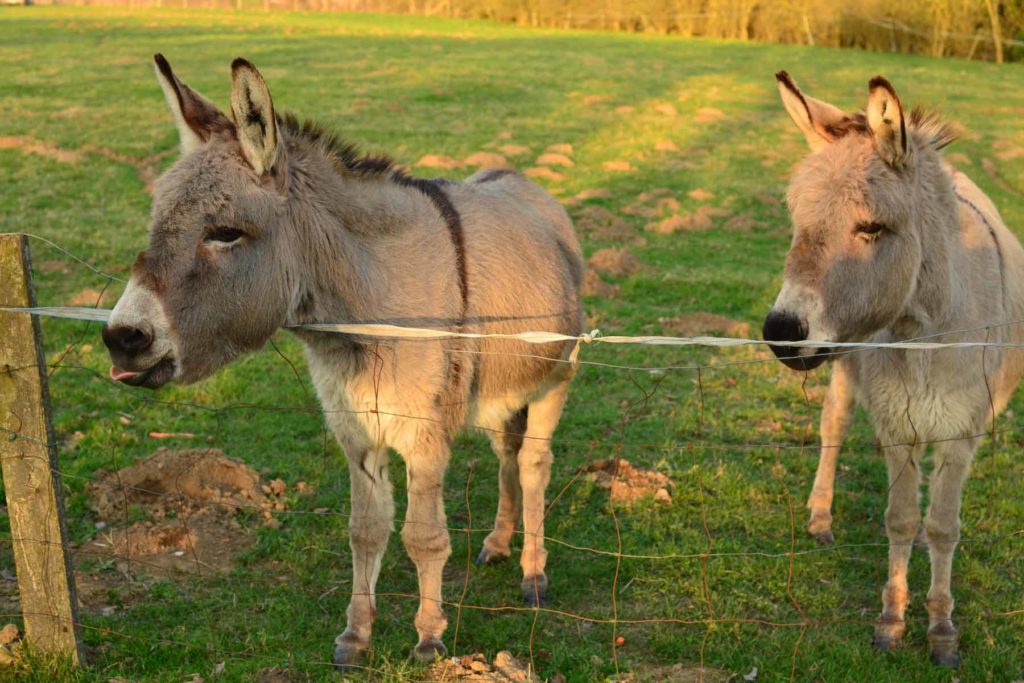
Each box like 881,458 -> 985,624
0,233 -> 83,664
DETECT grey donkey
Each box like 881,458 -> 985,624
763,71 -> 1024,666
102,55 -> 583,668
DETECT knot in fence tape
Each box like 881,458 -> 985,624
569,329 -> 600,365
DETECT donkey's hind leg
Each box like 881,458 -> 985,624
519,380 -> 570,608
335,448 -> 394,670
477,408 -> 528,565
809,359 -> 855,544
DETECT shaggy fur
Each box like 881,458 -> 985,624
103,55 -> 583,668
765,72 -> 1024,667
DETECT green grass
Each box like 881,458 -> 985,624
1,6 -> 1024,682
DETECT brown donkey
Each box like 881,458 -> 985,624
763,72 -> 1024,666
102,55 -> 583,668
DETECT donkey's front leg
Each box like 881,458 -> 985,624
874,442 -> 923,651
401,440 -> 452,663
809,359 -> 854,544
519,381 -> 570,607
923,437 -> 975,668
335,448 -> 394,670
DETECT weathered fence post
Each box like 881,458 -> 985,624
0,233 -> 83,664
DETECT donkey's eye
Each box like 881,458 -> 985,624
855,221 -> 886,236
205,227 -> 246,244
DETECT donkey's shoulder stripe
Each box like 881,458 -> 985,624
394,176 -> 468,315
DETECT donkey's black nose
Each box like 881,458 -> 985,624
102,323 -> 154,356
763,311 -> 825,371
763,310 -> 807,345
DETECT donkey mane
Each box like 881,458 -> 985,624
278,111 -> 399,179
823,107 -> 959,152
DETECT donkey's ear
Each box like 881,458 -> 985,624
775,71 -> 847,151
229,58 -> 281,177
866,76 -> 908,167
153,54 -> 234,154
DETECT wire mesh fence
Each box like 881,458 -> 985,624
1,233 -> 1023,680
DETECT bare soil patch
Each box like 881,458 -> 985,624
417,154 -> 465,169
536,152 -> 574,168
497,144 -> 531,157
582,270 -> 619,298
587,248 -> 643,278
655,139 -> 680,152
523,167 -> 564,182
582,459 -> 673,505
693,107 -> 725,124
573,205 -> 639,244
429,651 -> 540,682
79,448 -> 285,579
66,288 -> 114,307
465,151 -> 510,168
603,160 -> 634,172
647,206 -> 730,234
0,135 -> 84,164
654,102 -> 677,117
546,143 -> 573,156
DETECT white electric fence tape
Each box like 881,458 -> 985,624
5,306 -> 1024,352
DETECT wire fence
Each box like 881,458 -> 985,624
1,233 -> 1023,680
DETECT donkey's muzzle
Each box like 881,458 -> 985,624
762,311 -> 827,371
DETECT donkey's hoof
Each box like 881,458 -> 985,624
411,637 -> 447,664
475,547 -> 510,566
333,633 -> 369,671
521,574 -> 548,608
871,634 -> 901,652
928,622 -> 959,667
872,618 -> 906,652
810,529 -> 835,546
930,650 -> 961,668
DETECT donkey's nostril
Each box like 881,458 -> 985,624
102,324 -> 154,355
762,311 -> 827,371
762,311 -> 808,344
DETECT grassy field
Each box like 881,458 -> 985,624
2,7 -> 1024,682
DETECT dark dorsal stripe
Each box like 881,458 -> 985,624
475,168 -> 515,183
394,175 -> 468,316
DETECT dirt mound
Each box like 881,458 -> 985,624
417,154 -> 465,169
429,652 -> 540,682
583,459 -> 673,504
603,160 -> 634,172
574,205 -> 639,244
587,248 -> 643,278
647,206 -> 730,234
659,313 -> 750,338
81,449 -> 285,578
582,270 -> 619,298
523,166 -> 565,182
536,152 -> 574,168
465,151 -> 510,168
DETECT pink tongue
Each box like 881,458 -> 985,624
110,365 -> 140,382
